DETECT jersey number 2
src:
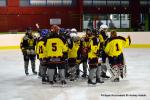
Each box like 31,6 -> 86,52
52,43 -> 57,51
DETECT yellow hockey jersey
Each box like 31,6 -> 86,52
68,41 -> 80,58
98,34 -> 104,43
104,36 -> 131,57
20,35 -> 37,50
36,38 -> 46,59
45,37 -> 68,58
88,37 -> 100,59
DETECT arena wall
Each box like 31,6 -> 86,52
0,32 -> 150,50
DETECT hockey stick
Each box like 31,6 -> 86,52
78,69 -> 89,77
120,55 -> 127,78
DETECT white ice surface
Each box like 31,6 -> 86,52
0,49 -> 150,100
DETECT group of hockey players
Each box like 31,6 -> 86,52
20,24 -> 131,85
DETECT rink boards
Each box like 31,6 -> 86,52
0,32 -> 150,50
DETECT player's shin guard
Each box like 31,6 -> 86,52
47,69 -> 55,84
120,65 -> 127,78
59,69 -> 67,85
101,63 -> 107,73
40,65 -> 47,77
59,69 -> 65,81
82,61 -> 88,78
41,65 -> 47,83
107,64 -> 120,81
68,64 -> 78,81
96,65 -> 104,83
101,63 -> 110,78
88,68 -> 96,84
38,63 -> 42,77
24,61 -> 29,75
31,60 -> 37,75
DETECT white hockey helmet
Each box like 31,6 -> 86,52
70,32 -> 77,38
100,24 -> 108,32
70,32 -> 80,42
70,28 -> 77,33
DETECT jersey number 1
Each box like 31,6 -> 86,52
116,43 -> 119,51
39,46 -> 43,54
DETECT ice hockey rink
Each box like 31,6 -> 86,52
0,48 -> 150,100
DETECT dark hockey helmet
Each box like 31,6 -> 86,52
86,28 -> 92,37
92,28 -> 98,36
59,28 -> 66,36
26,27 -> 32,34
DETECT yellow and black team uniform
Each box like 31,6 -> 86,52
88,37 -> 100,66
45,35 -> 68,84
59,35 -> 69,78
45,36 -> 68,65
98,31 -> 110,79
88,36 -> 104,84
98,31 -> 108,62
36,37 -> 47,80
68,40 -> 81,64
67,39 -> 81,80
98,33 -> 104,45
20,33 -> 37,75
105,36 -> 131,66
80,36 -> 91,59
80,36 -> 91,77
97,33 -> 105,61
104,35 -> 131,82
36,37 -> 47,60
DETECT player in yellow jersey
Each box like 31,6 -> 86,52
99,25 -> 110,79
36,29 -> 49,84
59,28 -> 69,78
45,25 -> 68,85
87,29 -> 104,85
20,27 -> 37,76
104,30 -> 131,82
67,30 -> 81,81
80,28 -> 92,78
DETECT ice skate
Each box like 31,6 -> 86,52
49,81 -> 54,85
113,78 -> 120,82
42,77 -> 47,84
61,80 -> 67,85
25,72 -> 29,76
101,72 -> 110,79
88,79 -> 96,85
81,74 -> 87,79
96,78 -> 104,83
33,71 -> 37,75
25,70 -> 29,76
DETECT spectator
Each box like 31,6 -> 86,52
87,18 -> 93,30
109,19 -> 116,29
97,19 -> 103,30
